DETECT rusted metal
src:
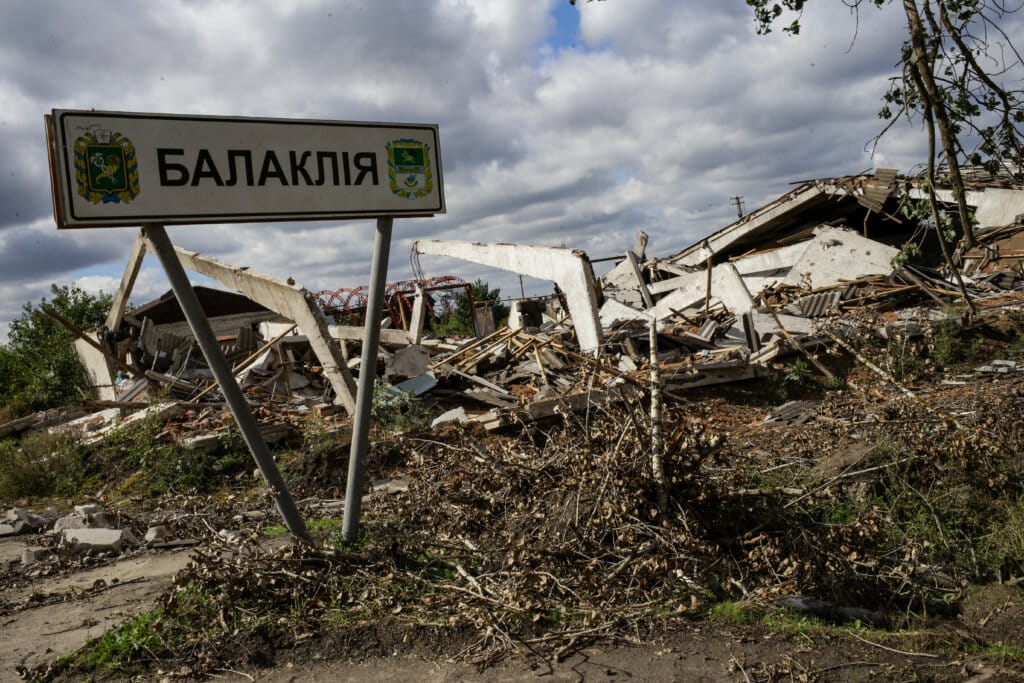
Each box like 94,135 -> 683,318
316,275 -> 471,329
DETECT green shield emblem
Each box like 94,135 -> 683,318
73,130 -> 140,204
387,139 -> 433,199
85,144 -> 128,193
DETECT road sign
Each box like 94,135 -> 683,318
46,110 -> 444,228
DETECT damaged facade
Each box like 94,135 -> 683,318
5,168 -> 1024,455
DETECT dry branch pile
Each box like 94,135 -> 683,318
57,362 -> 1018,678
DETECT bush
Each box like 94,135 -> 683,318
0,284 -> 112,416
95,411 -> 251,495
371,384 -> 427,435
0,432 -> 87,500
430,279 -> 510,337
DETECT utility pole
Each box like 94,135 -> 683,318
731,196 -> 745,219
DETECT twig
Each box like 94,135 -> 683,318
810,661 -> 878,676
784,456 -> 913,509
824,330 -> 967,432
762,299 -> 835,379
847,631 -> 940,658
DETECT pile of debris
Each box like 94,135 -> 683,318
8,168 -> 1024,680
3,503 -> 168,562
4,169 -> 1024,461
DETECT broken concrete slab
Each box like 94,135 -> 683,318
62,527 -> 136,554
390,371 -> 438,397
371,475 -> 411,494
52,514 -> 88,534
80,401 -> 185,445
599,298 -> 646,329
431,407 -> 469,428
328,324 -> 415,347
21,547 -> 53,566
386,345 -> 431,379
747,310 -> 816,339
649,263 -> 754,319
784,226 -> 899,289
52,408 -> 122,436
5,508 -> 44,531
144,526 -> 168,544
414,240 -> 604,352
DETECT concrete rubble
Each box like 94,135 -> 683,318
2,502 -> 145,562
1,168 -> 1022,451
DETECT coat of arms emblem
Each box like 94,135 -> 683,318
387,139 -> 433,199
73,129 -> 140,204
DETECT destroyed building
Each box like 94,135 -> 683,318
5,167 -> 1015,447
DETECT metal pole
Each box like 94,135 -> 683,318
141,224 -> 312,545
342,216 -> 394,543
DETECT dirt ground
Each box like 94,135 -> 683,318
6,316 -> 1024,681
4,528 -> 1024,682
215,627 -> 1023,682
0,538 -> 192,674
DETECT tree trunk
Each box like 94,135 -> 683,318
648,319 -> 667,517
902,0 -> 976,249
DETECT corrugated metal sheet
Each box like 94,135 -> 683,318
857,167 -> 898,213
787,289 -> 843,317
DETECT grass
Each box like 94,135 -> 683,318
61,610 -> 165,677
981,643 -> 1024,664
710,600 -> 758,626
0,431 -> 87,500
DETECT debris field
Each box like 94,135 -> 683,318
4,168 -> 1024,680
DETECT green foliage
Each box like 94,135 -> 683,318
432,279 -> 510,337
371,384 -> 427,435
765,357 -> 815,402
62,585 -> 225,679
896,183 -> 965,245
68,609 -> 165,676
823,375 -> 846,391
928,311 -> 978,367
0,432 -> 87,500
97,410 -> 251,495
893,240 -> 923,266
978,497 -> 1024,576
300,410 -> 349,458
783,357 -> 812,385
0,284 -> 113,416
746,0 -> 1024,252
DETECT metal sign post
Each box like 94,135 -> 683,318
46,110 -> 444,546
342,217 -> 393,543
143,223 -> 312,544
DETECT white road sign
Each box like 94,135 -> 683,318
46,110 -> 445,228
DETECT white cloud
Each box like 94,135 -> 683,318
0,0 -> 1019,339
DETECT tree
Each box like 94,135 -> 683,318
748,0 -> 1022,251
0,284 -> 113,416
573,0 -> 1022,313
433,279 -> 510,337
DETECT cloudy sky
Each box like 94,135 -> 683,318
0,0 -> 1002,339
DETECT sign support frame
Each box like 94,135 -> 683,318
341,216 -> 394,543
141,223 -> 312,545
45,111 -> 443,547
